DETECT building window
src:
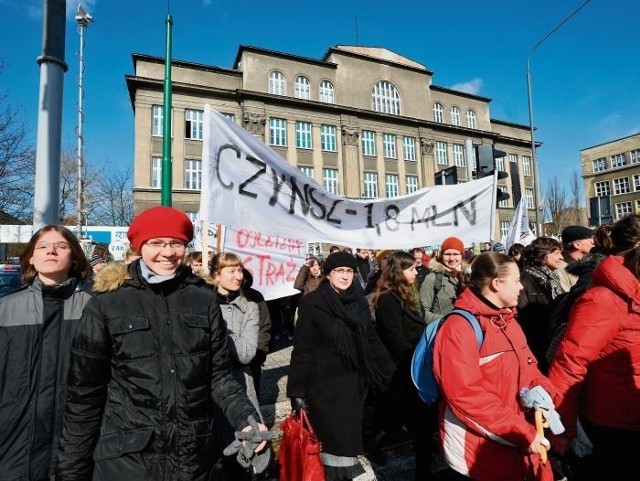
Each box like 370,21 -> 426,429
184,159 -> 202,190
323,168 -> 339,194
613,177 -> 630,195
299,166 -> 314,179
269,118 -> 287,146
269,71 -> 285,95
185,109 -> 203,140
595,180 -> 610,197
363,172 -> 378,199
383,133 -> 397,158
501,221 -> 511,239
372,81 -> 400,115
450,106 -> 461,126
295,121 -> 313,149
615,201 -> 633,218
637,200 -> 640,214
436,141 -> 448,165
453,144 -> 465,167
498,194 -> 509,208
152,105 -> 163,137
222,113 -> 236,122
523,155 -> 532,176
508,154 -> 518,164
406,175 -> 418,194
634,174 -> 640,191
611,153 -> 626,168
433,103 -> 444,123
592,157 -> 607,172
320,125 -> 337,152
151,156 -> 161,188
631,149 -> 640,164
362,130 -> 376,156
385,174 -> 399,198
319,80 -> 334,104
403,137 -> 416,161
466,109 -> 477,129
294,76 -> 311,100
496,152 -> 505,171
525,189 -> 534,209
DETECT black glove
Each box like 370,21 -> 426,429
290,397 -> 309,416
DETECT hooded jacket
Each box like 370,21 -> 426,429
419,258 -> 469,323
433,287 -> 554,481
548,255 -> 640,438
0,277 -> 93,481
57,260 -> 258,481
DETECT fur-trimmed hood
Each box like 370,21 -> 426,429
566,252 -> 606,277
92,262 -> 131,293
427,257 -> 470,275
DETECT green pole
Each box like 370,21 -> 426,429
161,14 -> 173,206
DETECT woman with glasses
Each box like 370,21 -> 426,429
419,236 -> 470,324
57,207 -> 267,481
287,251 -> 393,480
0,225 -> 92,481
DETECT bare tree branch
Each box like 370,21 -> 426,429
544,176 -> 568,236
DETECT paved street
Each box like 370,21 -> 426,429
258,340 -> 455,481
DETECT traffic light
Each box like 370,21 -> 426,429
434,166 -> 458,185
475,144 -> 510,206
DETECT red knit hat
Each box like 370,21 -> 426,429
127,207 -> 194,251
440,236 -> 464,254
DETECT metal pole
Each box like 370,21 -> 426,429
33,0 -> 67,229
75,5 -> 93,238
526,0 -> 591,236
161,14 -> 173,206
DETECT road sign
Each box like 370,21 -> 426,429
108,240 -> 126,261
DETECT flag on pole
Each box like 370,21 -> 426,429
504,197 -> 536,250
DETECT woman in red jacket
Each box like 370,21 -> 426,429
433,252 -> 554,481
548,214 -> 640,479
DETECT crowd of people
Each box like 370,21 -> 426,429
1,209 -> 639,481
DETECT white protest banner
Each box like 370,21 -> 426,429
504,196 -> 536,249
222,226 -> 305,301
201,106 -> 494,249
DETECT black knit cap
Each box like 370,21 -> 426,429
322,251 -> 357,275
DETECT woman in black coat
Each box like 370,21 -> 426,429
286,251 -> 393,480
371,250 -> 432,481
517,236 -> 565,373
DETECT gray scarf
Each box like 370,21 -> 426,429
524,264 -> 564,299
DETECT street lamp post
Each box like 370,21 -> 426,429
526,0 -> 591,235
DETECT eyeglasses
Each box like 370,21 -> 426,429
332,268 -> 354,275
35,241 -> 71,251
145,240 -> 187,250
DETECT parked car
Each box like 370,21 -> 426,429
0,264 -> 22,299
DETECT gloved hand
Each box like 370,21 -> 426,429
519,385 -> 565,435
290,397 -> 309,417
528,432 -> 550,455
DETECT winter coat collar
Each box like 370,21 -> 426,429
91,260 -> 203,293
454,286 -> 517,324
591,255 -> 640,305
427,258 -> 470,275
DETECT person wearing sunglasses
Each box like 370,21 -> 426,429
57,206 -> 268,480
287,251 -> 393,480
0,225 -> 93,481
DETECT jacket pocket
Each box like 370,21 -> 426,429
109,316 -> 149,335
93,428 -> 154,461
183,313 -> 209,329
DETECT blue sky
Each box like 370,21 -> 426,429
1,0 -> 638,200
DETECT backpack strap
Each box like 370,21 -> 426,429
448,308 -> 483,347
431,271 -> 444,312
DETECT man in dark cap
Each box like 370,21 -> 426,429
558,225 -> 595,291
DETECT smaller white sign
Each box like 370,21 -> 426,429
108,240 -> 127,261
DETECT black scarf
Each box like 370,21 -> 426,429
316,281 -> 388,391
217,289 -> 240,305
525,264 -> 563,299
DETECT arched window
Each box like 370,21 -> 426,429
294,75 -> 311,100
466,109 -> 477,129
269,71 -> 285,95
433,103 -> 444,123
319,80 -> 334,104
450,106 -> 461,126
372,81 -> 400,115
